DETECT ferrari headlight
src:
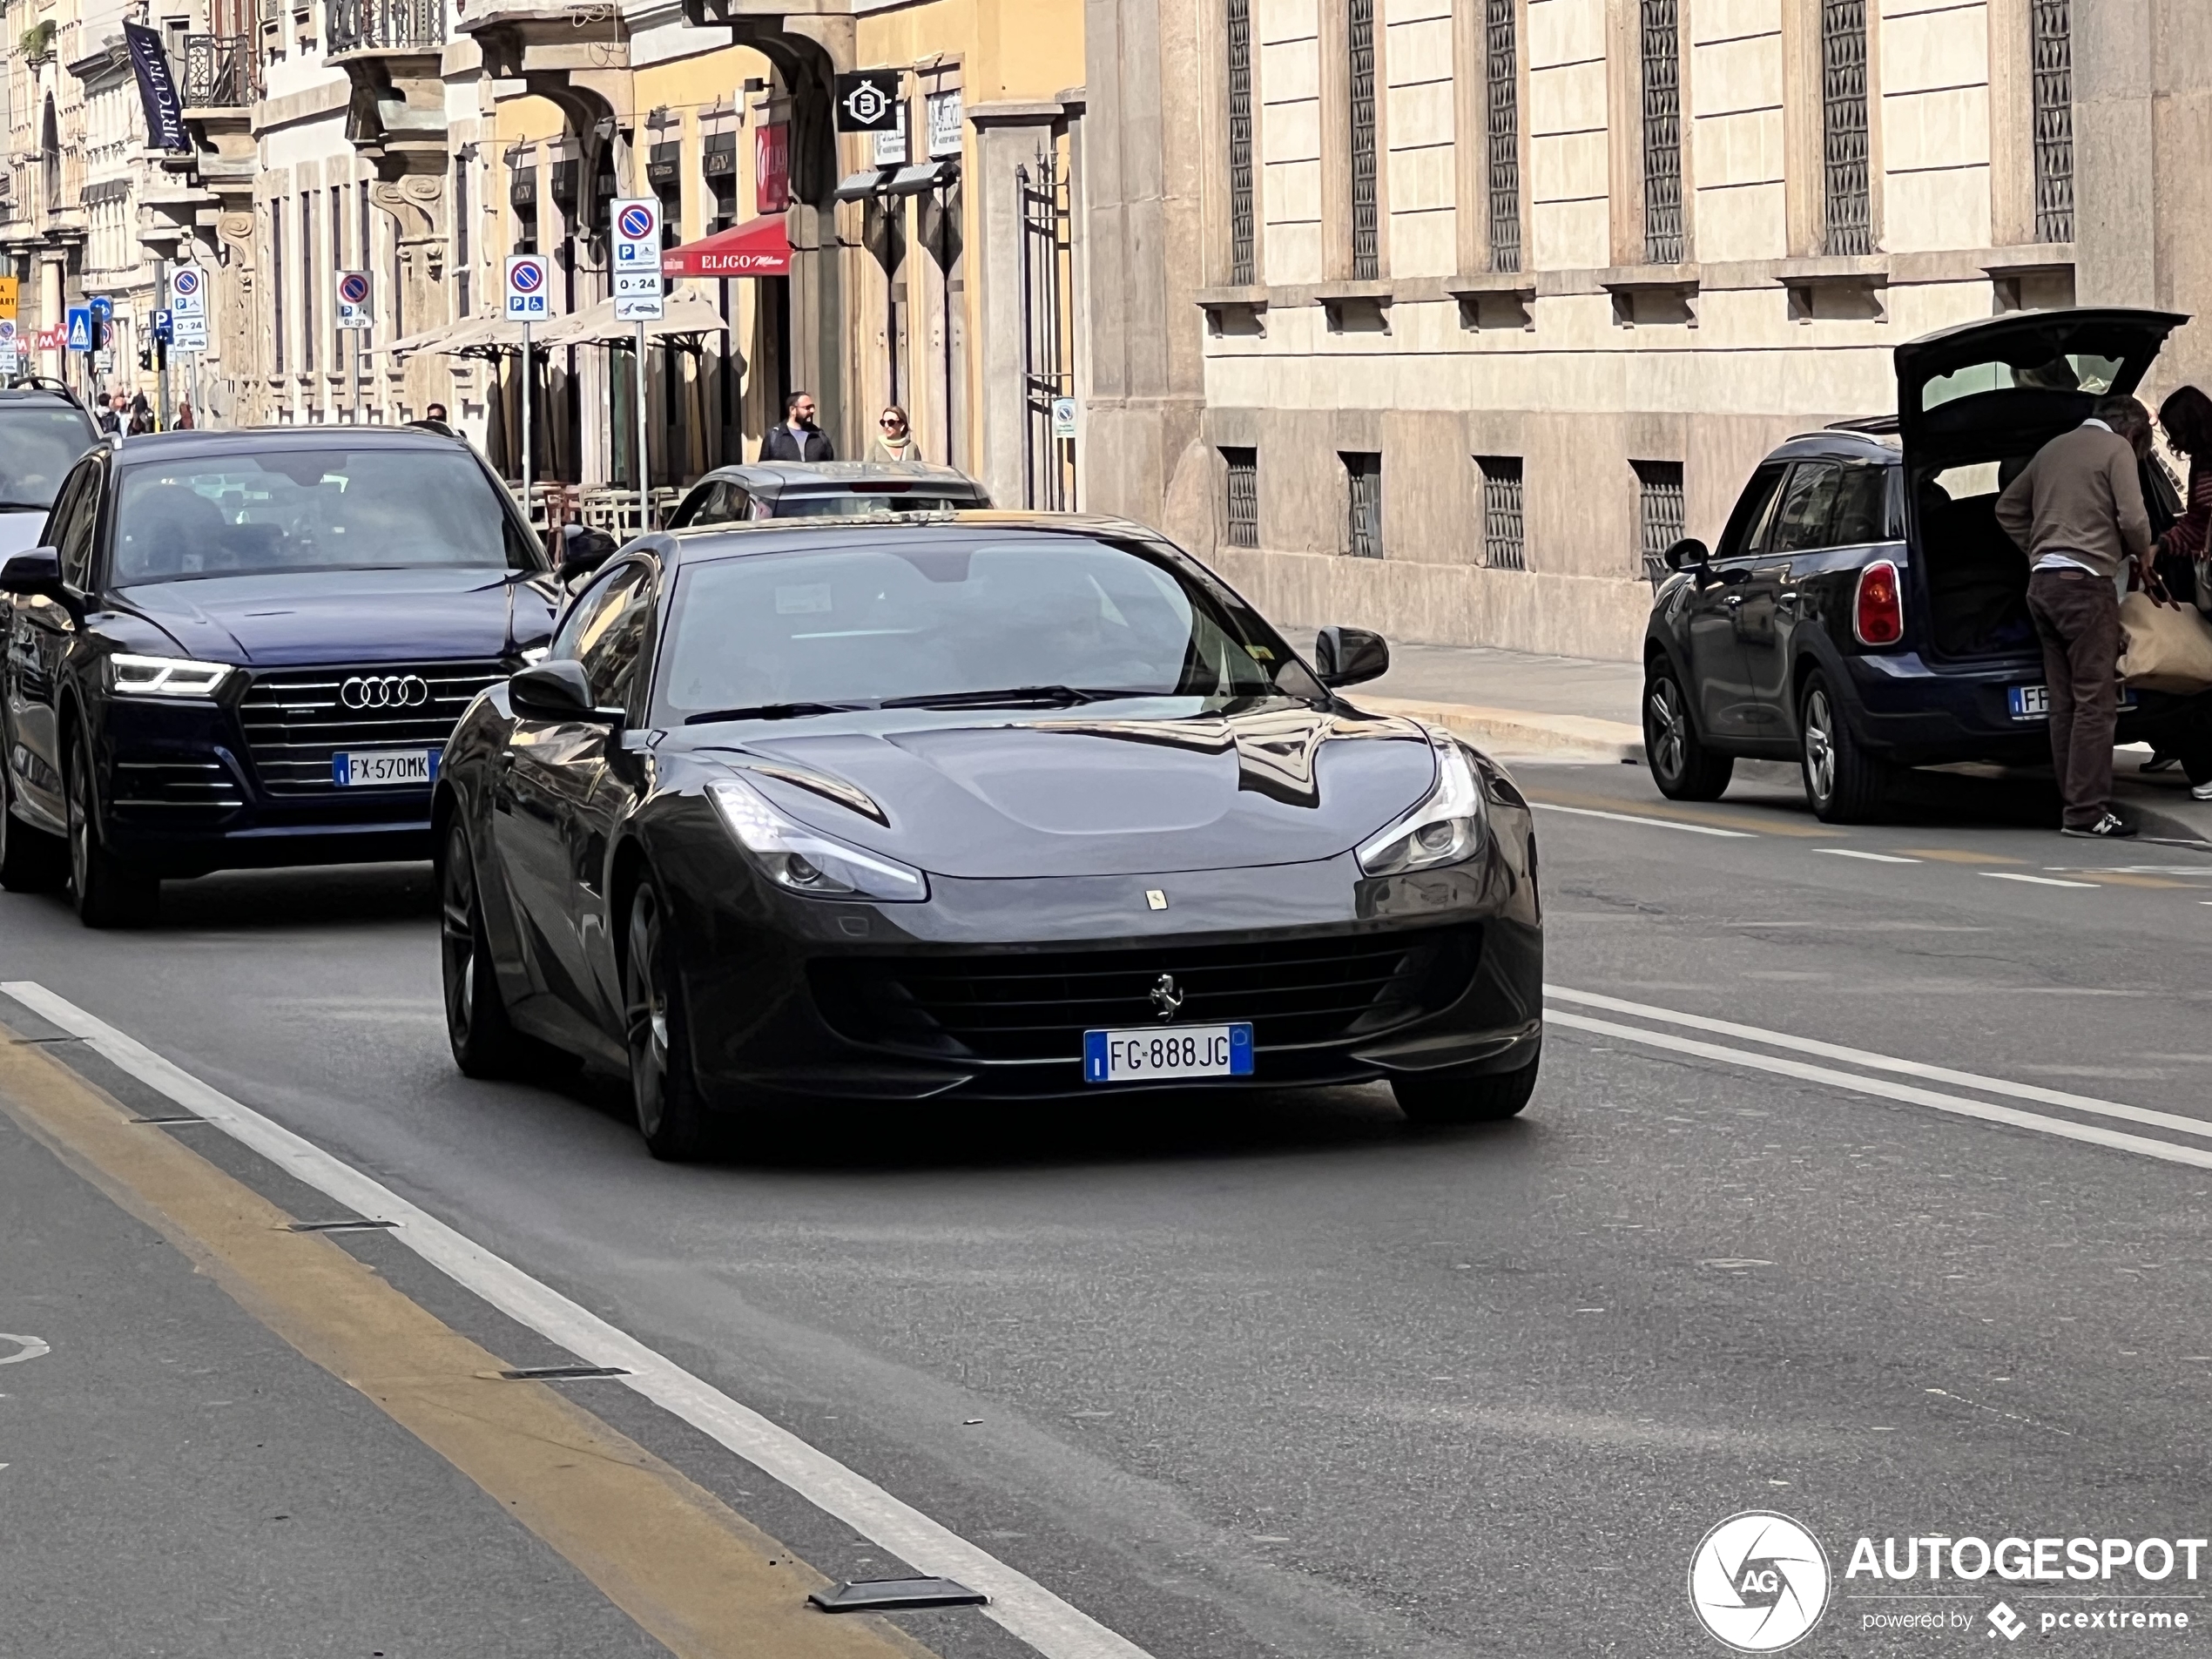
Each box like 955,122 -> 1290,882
706,776 -> 927,902
108,653 -> 237,698
1356,732 -> 1488,876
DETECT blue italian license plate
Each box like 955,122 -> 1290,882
1083,1023 -> 1254,1083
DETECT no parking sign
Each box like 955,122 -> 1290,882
611,197 -> 664,322
336,270 -> 372,331
505,253 -> 550,320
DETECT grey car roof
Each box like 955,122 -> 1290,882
694,460 -> 988,496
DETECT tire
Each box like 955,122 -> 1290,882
66,725 -> 157,927
0,761 -> 66,893
1643,661 -> 1734,801
1797,672 -> 1891,824
440,818 -> 532,1079
1392,1049 -> 1541,1125
623,880 -> 716,1162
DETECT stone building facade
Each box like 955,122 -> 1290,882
1082,0 -> 2133,661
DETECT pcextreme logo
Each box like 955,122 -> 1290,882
1689,1511 -> 1832,1652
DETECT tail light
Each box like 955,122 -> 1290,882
1854,559 -> 1904,647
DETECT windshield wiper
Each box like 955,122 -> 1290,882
683,701 -> 866,725
879,685 -> 1130,711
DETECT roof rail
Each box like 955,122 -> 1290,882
7,374 -> 86,412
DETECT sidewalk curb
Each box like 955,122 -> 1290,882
1352,695 -> 1645,762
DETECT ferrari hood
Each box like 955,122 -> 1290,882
695,700 -> 1440,879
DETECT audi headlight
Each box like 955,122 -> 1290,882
1356,732 -> 1488,876
108,653 -> 237,699
705,776 -> 927,902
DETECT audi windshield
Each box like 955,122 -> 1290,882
111,449 -> 538,584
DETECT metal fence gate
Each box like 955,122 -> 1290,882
1017,152 -> 1076,511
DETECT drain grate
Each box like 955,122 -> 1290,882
810,1577 -> 989,1613
286,1218 -> 401,1233
497,1364 -> 631,1382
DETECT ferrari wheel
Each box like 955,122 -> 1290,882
624,881 -> 715,1162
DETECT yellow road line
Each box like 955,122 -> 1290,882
1897,848 -> 2029,865
2075,871 -> 2201,890
1525,788 -> 1832,838
0,1033 -> 931,1659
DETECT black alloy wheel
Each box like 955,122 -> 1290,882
1642,663 -> 1733,800
1797,671 -> 1890,824
441,819 -> 529,1078
66,725 -> 157,927
1391,1048 -> 1541,1125
624,881 -> 714,1162
0,760 -> 66,893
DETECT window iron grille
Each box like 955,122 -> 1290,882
1348,0 -> 1379,280
1477,455 -> 1526,570
1223,448 -> 1258,548
1017,152 -> 1077,510
1639,0 -> 1683,266
1345,451 -> 1383,558
1227,0 -> 1257,286
327,0 -> 443,53
2032,0 -> 2074,244
1820,0 -> 1871,255
182,34 -> 258,108
1634,460 -> 1685,584
1486,0 -> 1521,273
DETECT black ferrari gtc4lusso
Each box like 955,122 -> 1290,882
433,512 -> 1543,1157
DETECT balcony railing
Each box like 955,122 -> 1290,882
328,0 -> 445,53
183,35 -> 260,109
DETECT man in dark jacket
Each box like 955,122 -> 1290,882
760,391 -> 833,462
1994,393 -> 2156,839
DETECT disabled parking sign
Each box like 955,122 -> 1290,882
504,253 -> 550,320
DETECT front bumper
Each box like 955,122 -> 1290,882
655,820 -> 1544,1106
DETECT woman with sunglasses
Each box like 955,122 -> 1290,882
867,404 -> 916,462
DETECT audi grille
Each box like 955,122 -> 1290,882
239,661 -> 509,794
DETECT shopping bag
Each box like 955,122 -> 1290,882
2120,586 -> 2212,691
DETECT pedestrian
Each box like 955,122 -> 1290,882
2146,384 -> 2212,798
94,392 -> 121,437
760,390 -> 833,462
867,404 -> 915,462
1994,393 -> 2157,839
126,391 -> 154,436
407,401 -> 460,440
173,400 -> 194,430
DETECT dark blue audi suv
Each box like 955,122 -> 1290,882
0,426 -> 563,924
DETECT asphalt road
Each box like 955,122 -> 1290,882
7,755 -> 2212,1657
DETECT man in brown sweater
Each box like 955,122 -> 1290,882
1993,395 -> 2155,838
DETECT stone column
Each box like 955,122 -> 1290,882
371,175 -> 450,424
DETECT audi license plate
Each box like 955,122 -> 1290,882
1082,1023 -> 1254,1084
2008,685 -> 2138,721
332,748 -> 440,787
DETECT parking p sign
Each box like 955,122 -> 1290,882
611,197 -> 664,322
505,253 -> 550,321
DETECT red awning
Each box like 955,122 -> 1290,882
661,215 -> 792,279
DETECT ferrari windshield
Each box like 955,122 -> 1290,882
0,404 -> 98,510
659,536 -> 1321,718
111,449 -> 537,583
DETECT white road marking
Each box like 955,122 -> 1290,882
1981,872 -> 2096,888
1547,1009 -> 2212,1172
1814,848 -> 1919,864
0,1334 -> 50,1366
1546,985 -> 2212,1143
0,981 -> 1150,1659
1532,803 -> 1755,838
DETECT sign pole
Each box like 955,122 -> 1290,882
520,320 -> 533,519
635,319 -> 650,533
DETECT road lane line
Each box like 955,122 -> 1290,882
0,981 -> 1151,1659
1544,985 -> 2212,1142
1814,848 -> 1920,864
0,1029 -> 927,1659
1982,872 -> 2097,889
1534,802 -> 1756,838
1546,1010 -> 2212,1172
1527,787 -> 1824,836
1898,848 -> 2027,865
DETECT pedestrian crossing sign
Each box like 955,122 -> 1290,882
65,307 -> 91,352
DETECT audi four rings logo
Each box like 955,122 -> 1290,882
341,675 -> 430,710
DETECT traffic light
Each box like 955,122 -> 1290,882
138,343 -> 152,371
88,312 -> 108,352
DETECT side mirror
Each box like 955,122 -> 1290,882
0,547 -> 64,596
509,660 -> 624,726
1662,537 -> 1710,572
556,523 -> 617,583
1314,624 -> 1391,689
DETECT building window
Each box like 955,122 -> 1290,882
453,156 -> 470,319
1223,447 -> 1258,547
300,191 -> 316,373
2032,0 -> 2073,243
1634,459 -> 1685,583
270,203 -> 285,374
1485,0 -> 1521,273
1348,0 -> 1379,280
1639,0 -> 1683,265
1476,455 -> 1526,570
1344,450 -> 1383,557
1820,0 -> 1871,255
1227,0 -> 1257,286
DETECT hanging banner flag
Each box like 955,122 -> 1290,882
122,22 -> 189,153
